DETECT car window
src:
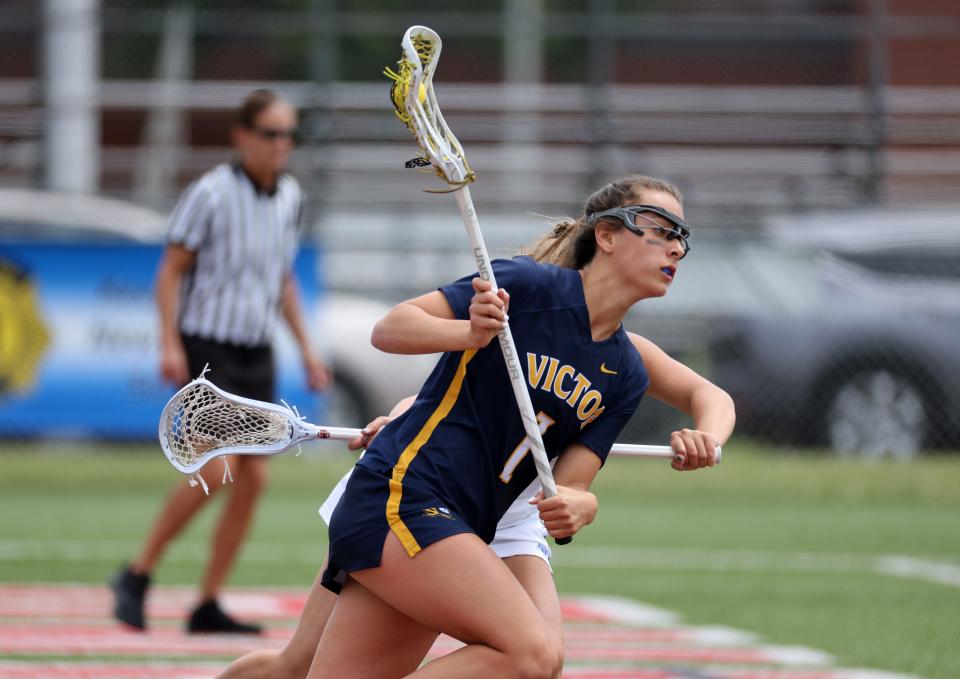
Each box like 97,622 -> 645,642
836,252 -> 960,282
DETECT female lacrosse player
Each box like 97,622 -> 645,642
216,175 -> 733,679
218,320 -> 733,679
295,174 -> 727,679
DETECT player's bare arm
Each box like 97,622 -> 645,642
371,278 -> 510,354
628,331 -> 735,471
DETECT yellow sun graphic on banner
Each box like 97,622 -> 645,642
0,259 -> 50,395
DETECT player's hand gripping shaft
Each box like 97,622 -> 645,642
467,278 -> 510,348
670,428 -> 721,471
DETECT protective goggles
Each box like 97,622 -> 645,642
587,205 -> 691,259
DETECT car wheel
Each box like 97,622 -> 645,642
325,370 -> 371,430
826,368 -> 928,459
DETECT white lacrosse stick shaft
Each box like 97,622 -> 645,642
309,431 -> 719,462
453,186 -> 561,499
281,426 -> 720,463
390,25 -> 564,505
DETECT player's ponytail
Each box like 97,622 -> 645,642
526,217 -> 583,268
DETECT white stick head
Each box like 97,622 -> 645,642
158,376 -> 294,474
386,25 -> 474,188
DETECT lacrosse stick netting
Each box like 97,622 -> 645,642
386,27 -> 567,541
159,375 -> 357,479
384,26 -> 474,188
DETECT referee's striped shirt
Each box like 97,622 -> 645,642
167,163 -> 303,347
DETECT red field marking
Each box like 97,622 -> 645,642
0,584 -> 613,623
561,672 -> 856,679
560,625 -> 755,646
560,599 -> 622,623
1,623 -> 803,665
559,672 -> 678,679
719,674 -> 866,679
0,624 -> 285,657
0,584 -> 305,621
565,647 -> 810,663
0,585 -> 914,679
0,663 -> 226,678
424,641 -> 826,666
0,664 -> 901,679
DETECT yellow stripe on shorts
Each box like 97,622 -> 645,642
386,349 -> 477,557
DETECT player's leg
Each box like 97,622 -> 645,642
303,577 -> 439,678
309,531 -> 561,679
216,569 -> 342,679
189,453 -> 269,633
504,555 -> 564,679
493,505 -> 564,678
216,557 -> 560,679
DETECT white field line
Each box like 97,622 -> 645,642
875,556 -> 960,588
575,597 -> 922,679
575,595 -> 831,666
552,546 -> 960,590
1,539 -> 959,589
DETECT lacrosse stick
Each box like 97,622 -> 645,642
159,375 -> 722,481
158,374 -> 357,489
385,26 -> 578,542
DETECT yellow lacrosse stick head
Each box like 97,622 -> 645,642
384,25 -> 475,189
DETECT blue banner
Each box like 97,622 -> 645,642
0,241 -> 322,439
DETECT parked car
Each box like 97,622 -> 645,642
707,209 -> 960,458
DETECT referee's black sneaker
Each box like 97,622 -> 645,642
187,599 -> 263,634
110,565 -> 150,631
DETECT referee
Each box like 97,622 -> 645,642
111,89 -> 330,634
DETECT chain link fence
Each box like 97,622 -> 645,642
1,0 -> 959,454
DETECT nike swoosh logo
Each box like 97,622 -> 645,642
600,363 -> 617,375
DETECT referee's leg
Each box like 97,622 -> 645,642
201,453 -> 269,601
185,334 -> 273,633
133,456 -> 236,575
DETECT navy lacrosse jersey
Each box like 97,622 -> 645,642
354,256 -> 649,553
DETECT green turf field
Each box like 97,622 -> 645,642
2,439 -> 958,678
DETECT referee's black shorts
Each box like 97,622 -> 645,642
181,333 -> 275,403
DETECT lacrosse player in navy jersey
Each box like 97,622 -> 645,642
296,174 -> 731,679
214,177 -> 735,679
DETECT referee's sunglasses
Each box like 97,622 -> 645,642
587,205 -> 691,259
248,125 -> 301,144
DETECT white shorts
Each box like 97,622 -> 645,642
319,468 -> 552,569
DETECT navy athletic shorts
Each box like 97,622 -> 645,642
321,464 -> 474,594
181,333 -> 275,402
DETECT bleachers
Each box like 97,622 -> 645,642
2,78 -> 958,300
